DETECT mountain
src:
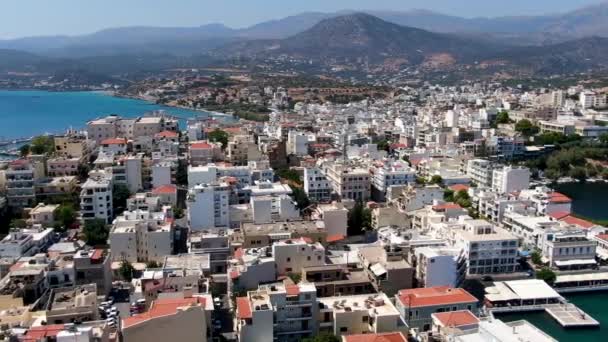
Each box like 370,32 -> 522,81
236,12 -> 336,38
215,13 -> 494,66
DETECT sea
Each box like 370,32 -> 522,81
496,182 -> 608,341
0,90 -> 227,139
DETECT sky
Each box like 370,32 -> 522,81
0,0 -> 605,39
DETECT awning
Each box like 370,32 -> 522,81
555,259 -> 597,267
370,263 -> 387,277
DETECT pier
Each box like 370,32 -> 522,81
545,303 -> 600,327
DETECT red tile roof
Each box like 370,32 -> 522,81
234,248 -> 244,259
596,234 -> 608,243
559,215 -> 596,229
229,269 -> 240,279
432,203 -> 462,211
155,130 -> 178,138
123,297 -> 205,328
190,142 -> 213,149
548,192 -> 572,204
22,324 -> 65,340
548,211 -> 570,220
236,297 -> 252,319
432,310 -> 480,327
152,184 -> 177,195
327,234 -> 346,243
101,138 -> 127,145
449,184 -> 470,192
397,286 -> 478,308
343,332 -> 407,342
285,285 -> 300,296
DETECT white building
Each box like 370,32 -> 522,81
492,166 -> 531,194
187,182 -> 230,231
414,247 -> 465,288
80,173 -> 113,224
151,161 -> 174,188
304,168 -> 332,203
324,163 -> 371,201
453,219 -> 519,275
272,238 -> 325,275
110,209 -> 174,263
371,160 -> 416,201
124,154 -> 143,193
466,159 -> 496,188
287,131 -> 310,156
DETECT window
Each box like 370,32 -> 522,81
362,316 -> 368,322
340,327 -> 348,333
286,257 -> 291,262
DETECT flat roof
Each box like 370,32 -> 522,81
398,286 -> 478,308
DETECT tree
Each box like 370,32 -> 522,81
119,260 -> 136,281
302,333 -> 340,342
430,175 -> 443,185
536,267 -> 557,286
10,218 -> 27,229
146,260 -> 161,268
347,201 -> 372,236
287,272 -> 302,284
530,250 -> 543,265
515,119 -> 540,137
30,135 -> 55,155
568,166 -> 587,181
83,219 -> 109,246
173,206 -> 184,219
454,190 -> 472,208
496,111 -> 511,124
208,129 -> 229,150
276,169 -> 302,185
55,205 -> 77,230
112,184 -> 131,213
19,144 -> 30,157
291,187 -> 311,211
600,133 -> 608,146
443,189 -> 455,202
376,139 -> 390,152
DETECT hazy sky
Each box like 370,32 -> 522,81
0,0 -> 604,39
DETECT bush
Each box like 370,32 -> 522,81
536,267 -> 556,285
83,219 -> 109,246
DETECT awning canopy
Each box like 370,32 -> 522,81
370,263 -> 387,277
555,259 -> 597,267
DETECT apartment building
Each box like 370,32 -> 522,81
54,134 -> 89,159
47,157 -> 80,177
236,282 -> 318,342
453,219 -> 519,275
414,247 -> 466,288
395,286 -> 478,331
394,185 -> 444,213
518,187 -> 572,215
73,249 -> 112,296
187,182 -> 230,231
122,296 -> 210,342
491,166 -> 530,194
317,293 -> 407,338
272,238 -> 325,276
99,138 -> 128,155
235,221 -> 327,249
304,167 -> 332,203
301,265 -> 374,297
80,173 -> 113,224
189,141 -> 223,166
466,159 -> 496,188
324,162 -> 371,201
250,195 -> 299,224
312,202 -> 348,237
28,203 -> 59,226
358,246 -> 415,296
370,160 -> 416,201
5,159 -> 36,208
109,209 -> 174,263
540,230 -> 597,269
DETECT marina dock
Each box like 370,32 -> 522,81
545,303 -> 600,328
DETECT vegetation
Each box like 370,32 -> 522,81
530,250 -> 543,265
55,204 -> 77,230
376,139 -> 390,152
536,267 -> 557,286
146,260 -> 161,268
112,184 -> 131,213
430,175 -> 443,185
83,219 -> 109,246
347,201 -> 372,236
205,103 -> 270,122
444,189 -> 455,202
30,135 -> 55,155
119,260 -> 136,281
19,144 -> 30,157
173,206 -> 184,219
290,187 -> 311,211
496,111 -> 511,124
276,168 -> 302,185
10,218 -> 27,229
514,119 -> 540,137
533,132 -> 582,146
454,190 -> 472,208
287,272 -> 302,284
208,129 -> 229,149
302,333 -> 340,342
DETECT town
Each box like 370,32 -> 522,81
1,76 -> 608,342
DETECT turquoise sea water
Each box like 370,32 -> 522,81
0,90 -> 217,139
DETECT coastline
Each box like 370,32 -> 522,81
112,91 -> 235,118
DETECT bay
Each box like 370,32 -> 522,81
0,90 -> 228,139
555,182 -> 608,221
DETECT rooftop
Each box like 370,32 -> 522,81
397,286 -> 478,308
343,332 -> 407,342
